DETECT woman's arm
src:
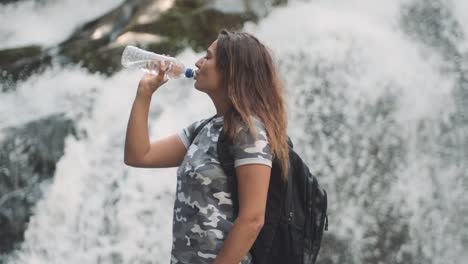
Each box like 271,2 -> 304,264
124,60 -> 167,165
213,164 -> 271,264
124,91 -> 153,164
124,60 -> 187,168
124,93 -> 187,168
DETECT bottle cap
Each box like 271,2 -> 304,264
185,68 -> 194,78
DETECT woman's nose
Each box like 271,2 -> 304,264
195,57 -> 203,69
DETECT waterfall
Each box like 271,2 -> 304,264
1,0 -> 467,263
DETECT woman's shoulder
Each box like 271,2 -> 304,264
243,115 -> 266,131
232,115 -> 268,141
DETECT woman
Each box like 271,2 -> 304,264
124,30 -> 289,264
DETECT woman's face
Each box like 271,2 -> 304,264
194,40 -> 221,94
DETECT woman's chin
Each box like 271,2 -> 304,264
194,81 -> 202,91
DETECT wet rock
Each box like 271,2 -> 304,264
134,3 -> 258,54
0,46 -> 52,92
57,0 -> 151,75
0,0 -> 25,4
0,0 -> 288,85
58,0 -> 259,75
0,0 -> 51,5
0,114 -> 76,253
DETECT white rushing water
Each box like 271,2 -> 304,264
0,0 -> 125,49
1,0 -> 467,263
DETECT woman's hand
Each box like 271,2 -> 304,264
137,60 -> 170,97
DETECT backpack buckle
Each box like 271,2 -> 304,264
287,211 -> 293,222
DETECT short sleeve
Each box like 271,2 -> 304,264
177,118 -> 207,149
232,117 -> 273,168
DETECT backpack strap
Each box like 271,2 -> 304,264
188,114 -> 217,144
218,131 -> 292,264
217,129 -> 239,213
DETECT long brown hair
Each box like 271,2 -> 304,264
216,29 -> 289,181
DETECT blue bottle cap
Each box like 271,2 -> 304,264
185,68 -> 194,78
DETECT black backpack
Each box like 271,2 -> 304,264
189,115 -> 328,264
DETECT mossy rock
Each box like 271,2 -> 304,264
0,46 -> 42,65
128,4 -> 257,53
0,46 -> 52,92
0,113 -> 76,254
0,0 -> 290,81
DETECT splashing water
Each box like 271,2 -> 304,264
1,0 -> 467,263
0,0 -> 124,49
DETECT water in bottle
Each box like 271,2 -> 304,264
121,45 -> 195,79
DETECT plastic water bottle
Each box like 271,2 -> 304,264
121,45 -> 195,79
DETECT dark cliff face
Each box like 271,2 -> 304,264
0,114 -> 76,254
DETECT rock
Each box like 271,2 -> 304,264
0,0 -> 51,5
0,0 -> 25,4
0,46 -> 52,92
57,0 -> 259,75
0,0 -> 289,85
57,0 -> 152,75
0,114 -> 76,254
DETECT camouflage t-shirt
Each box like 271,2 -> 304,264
170,115 -> 273,264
